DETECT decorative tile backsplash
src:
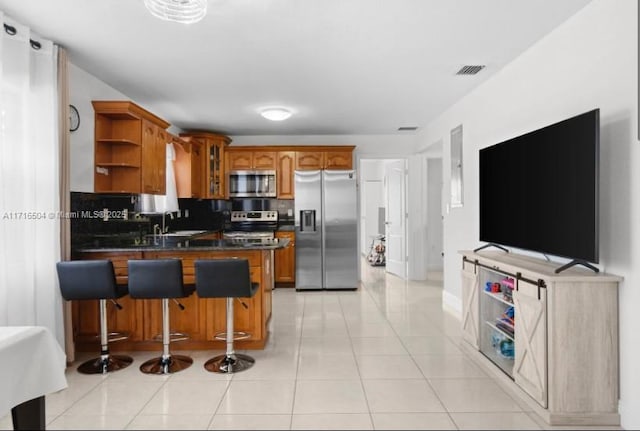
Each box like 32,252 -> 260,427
70,193 -> 295,246
70,192 -> 227,244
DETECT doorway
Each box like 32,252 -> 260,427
359,158 -> 407,280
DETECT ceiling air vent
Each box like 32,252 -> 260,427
398,126 -> 418,131
456,65 -> 485,75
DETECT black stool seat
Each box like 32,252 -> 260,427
56,260 -> 133,374
195,258 -> 259,374
127,259 -> 195,299
127,259 -> 193,374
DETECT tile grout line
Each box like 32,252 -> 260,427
360,262 -> 461,430
339,290 -> 376,430
288,292 -> 305,430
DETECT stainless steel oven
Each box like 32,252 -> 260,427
228,170 -> 276,198
223,210 -> 278,240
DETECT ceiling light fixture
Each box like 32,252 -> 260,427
260,107 -> 292,121
144,0 -> 207,24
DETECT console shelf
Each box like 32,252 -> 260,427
460,250 -> 621,426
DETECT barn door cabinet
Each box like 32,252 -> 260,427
459,250 -> 621,426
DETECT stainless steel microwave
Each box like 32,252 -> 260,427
228,170 -> 277,198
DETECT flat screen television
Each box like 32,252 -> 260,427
479,109 -> 599,270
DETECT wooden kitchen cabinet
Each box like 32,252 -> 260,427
254,151 -> 277,169
180,132 -> 231,199
274,231 -> 295,284
295,151 -> 325,170
324,150 -> 353,169
277,151 -> 295,199
295,148 -> 354,170
227,149 -> 277,170
141,119 -> 166,195
93,101 -> 170,194
174,135 -> 205,198
222,145 -> 354,197
227,150 -> 252,170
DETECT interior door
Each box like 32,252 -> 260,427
384,159 -> 407,278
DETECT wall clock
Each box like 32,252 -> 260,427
69,104 -> 80,132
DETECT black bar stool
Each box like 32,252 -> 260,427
56,260 -> 133,374
127,259 -> 194,374
194,258 -> 259,373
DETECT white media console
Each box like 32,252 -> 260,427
459,249 -> 621,426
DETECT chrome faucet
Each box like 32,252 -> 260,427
153,223 -> 163,239
161,211 -> 175,234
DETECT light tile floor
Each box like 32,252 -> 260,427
0,263 -> 622,430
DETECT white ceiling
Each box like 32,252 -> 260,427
0,0 -> 593,136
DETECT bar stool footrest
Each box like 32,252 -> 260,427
152,332 -> 190,343
107,331 -> 130,343
213,331 -> 251,341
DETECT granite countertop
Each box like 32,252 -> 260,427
75,237 -> 289,253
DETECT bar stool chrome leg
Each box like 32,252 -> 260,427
204,297 -> 255,373
77,299 -> 133,374
140,298 -> 193,374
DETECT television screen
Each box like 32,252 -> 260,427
479,109 -> 599,263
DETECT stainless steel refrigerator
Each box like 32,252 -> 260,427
295,170 -> 357,290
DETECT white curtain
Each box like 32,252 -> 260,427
0,12 -> 64,346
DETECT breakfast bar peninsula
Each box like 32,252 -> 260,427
72,237 -> 289,351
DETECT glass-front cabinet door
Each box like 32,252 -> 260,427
208,141 -> 222,198
179,132 -> 230,199
205,136 -> 230,199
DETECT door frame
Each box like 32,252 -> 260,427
358,155 -> 408,280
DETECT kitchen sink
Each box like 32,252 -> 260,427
166,230 -> 207,236
146,230 -> 207,238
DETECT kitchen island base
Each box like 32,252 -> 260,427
72,248 -> 274,352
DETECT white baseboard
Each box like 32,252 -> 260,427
442,290 -> 462,318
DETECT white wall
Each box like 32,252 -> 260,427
407,155 -> 426,280
417,0 -> 639,427
69,63 -> 128,192
426,157 -> 443,271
